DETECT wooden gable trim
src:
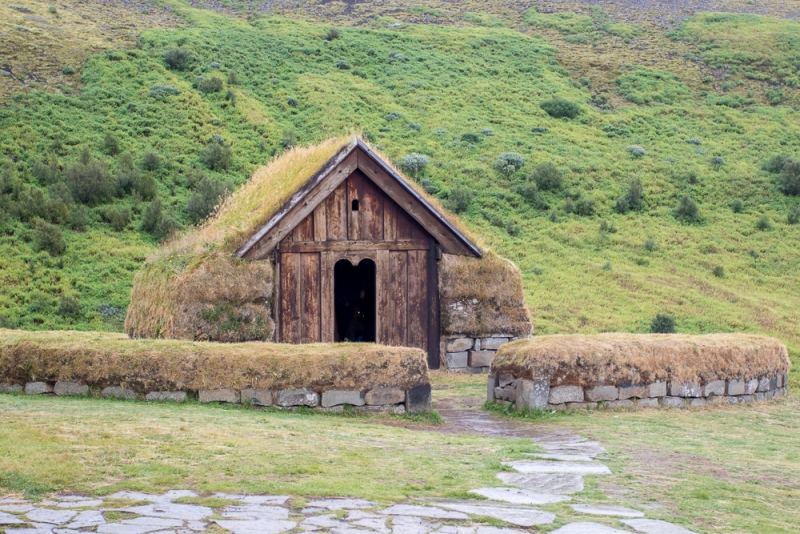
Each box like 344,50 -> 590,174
236,137 -> 482,259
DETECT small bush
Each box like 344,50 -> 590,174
287,96 -> 299,107
186,177 -> 229,224
31,153 -> 60,185
615,178 -> 644,213
201,142 -> 233,171
643,238 -> 656,251
729,199 -> 743,213
325,28 -> 340,40
626,145 -> 646,158
787,206 -> 800,225
385,111 -> 401,121
399,153 -> 429,176
480,129 -> 494,136
506,220 -> 521,236
141,150 -> 161,171
420,179 -> 438,194
227,71 -> 240,85
762,153 -> 790,174
650,313 -> 676,333
149,84 -> 180,100
102,132 -> 120,155
32,217 -> 66,256
515,180 -> 538,203
686,138 -> 702,145
163,48 -> 191,71
141,198 -> 177,241
531,162 -> 561,191
68,205 -> 88,231
280,127 -> 297,149
445,186 -> 472,214
408,121 -> 421,131
713,265 -> 725,278
196,75 -> 224,94
531,127 -> 548,134
674,195 -> 699,223
574,196 -> 595,216
460,132 -> 480,143
336,59 -> 351,70
494,152 -> 525,175
711,156 -> 725,169
225,89 -> 236,104
779,159 -> 800,195
540,98 -> 581,119
755,214 -> 772,231
60,296 -> 81,318
65,152 -> 113,205
548,209 -> 558,222
104,205 -> 131,232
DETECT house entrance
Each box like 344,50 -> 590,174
334,258 -> 376,342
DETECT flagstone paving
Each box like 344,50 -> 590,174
0,409 -> 699,534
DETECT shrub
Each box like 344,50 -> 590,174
494,152 -> 525,175
335,59 -> 351,70
788,206 -> 800,225
686,138 -> 702,145
65,152 -> 113,205
141,150 -> 161,171
531,127 -> 548,134
225,89 -> 236,104
201,142 -> 233,171
506,220 -> 521,236
626,145 -> 646,158
674,195 -> 699,222
729,199 -> 744,213
57,296 -> 81,319
141,198 -> 177,241
515,180 -> 538,203
62,65 -> 75,75
460,132 -> 480,143
713,265 -> 725,278
163,48 -> 191,70
615,178 -> 644,213
481,129 -> 494,136
445,186 -> 472,214
548,209 -> 558,222
105,205 -> 132,232
711,156 -> 725,169
385,111 -> 401,121
32,217 -> 66,256
420,179 -> 438,194
149,84 -> 180,100
280,127 -> 297,149
227,71 -> 240,85
650,313 -> 676,333
531,162 -> 562,191
287,96 -> 299,107
325,28 -> 340,40
755,214 -> 772,231
408,121 -> 421,131
186,177 -> 229,223
643,238 -> 656,251
31,153 -> 60,185
102,132 -> 120,155
779,159 -> 800,195
68,205 -> 88,231
762,153 -> 790,174
196,75 -> 224,94
399,153 -> 429,176
574,196 -> 595,216
540,98 -> 581,118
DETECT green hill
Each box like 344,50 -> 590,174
0,1 -> 798,376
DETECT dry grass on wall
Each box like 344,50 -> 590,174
492,334 -> 790,386
0,330 -> 429,392
440,253 -> 532,338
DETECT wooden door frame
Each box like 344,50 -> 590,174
426,239 -> 440,369
323,251 -> 381,344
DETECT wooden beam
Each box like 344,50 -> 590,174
279,239 -> 430,253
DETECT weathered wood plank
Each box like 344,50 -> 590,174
347,174 -> 362,241
301,253 -> 321,343
360,174 -> 384,240
279,239 -> 430,253
326,182 -> 348,241
407,249 -> 428,352
274,254 -> 281,342
389,251 -> 408,346
376,249 -> 390,344
291,214 -> 314,242
313,202 -> 327,242
383,202 -> 396,241
427,239 -> 440,368
320,251 -> 334,342
280,252 -> 300,343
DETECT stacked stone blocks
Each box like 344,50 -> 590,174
488,373 -> 790,411
444,335 -> 524,373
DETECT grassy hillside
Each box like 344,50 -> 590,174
0,1 -> 799,378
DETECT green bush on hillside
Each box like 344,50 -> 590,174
104,205 -> 132,232
102,132 -> 120,156
531,162 -> 562,191
615,67 -> 690,105
57,297 -> 81,319
779,159 -> 800,195
788,206 -> 800,225
163,48 -> 192,70
141,150 -> 161,171
141,198 -> 177,241
650,313 -> 676,333
445,186 -> 472,214
186,177 -> 230,224
196,75 -> 224,94
615,178 -> 645,213
201,142 -> 233,171
515,180 -> 538,204
540,98 -> 581,118
32,217 -> 66,256
762,153 -> 790,174
494,152 -> 525,175
399,153 -> 429,176
674,195 -> 700,223
65,150 -> 113,205
755,214 -> 772,231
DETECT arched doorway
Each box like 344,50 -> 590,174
334,258 -> 376,342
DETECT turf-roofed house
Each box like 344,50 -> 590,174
126,136 -> 531,370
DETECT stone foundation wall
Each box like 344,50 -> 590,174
1,381 -> 432,414
442,335 -> 525,373
488,374 -> 789,410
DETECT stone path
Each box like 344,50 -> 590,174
0,410 -> 698,534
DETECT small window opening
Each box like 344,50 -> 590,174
351,199 -> 359,211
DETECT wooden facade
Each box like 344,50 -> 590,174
237,139 -> 481,369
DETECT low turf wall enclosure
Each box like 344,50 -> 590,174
0,330 -> 432,414
488,334 -> 790,410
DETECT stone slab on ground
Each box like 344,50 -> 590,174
406,384 -> 432,414
124,503 -> 213,521
468,488 -> 568,505
26,508 -> 77,524
390,515 -> 441,534
321,391 -> 365,408
496,473 -> 584,494
213,519 -> 296,534
551,522 -> 632,534
277,389 -> 318,407
727,379 -> 745,396
307,499 -> 376,510
240,388 -> 272,406
515,380 -> 549,410
446,352 -> 468,369
379,505 -> 467,520
0,383 -> 23,393
540,441 -> 606,457
365,387 -> 404,406
648,382 -> 667,397
145,391 -> 187,403
618,384 -> 647,400
101,386 -> 137,400
25,382 -> 53,395
211,495 -> 288,505
548,386 -> 583,405
637,398 -> 659,408
503,460 -> 611,475
222,505 -> 289,521
570,504 -> 644,517
65,510 -> 105,528
702,380 -> 725,397
527,453 -> 595,462
54,381 -> 88,396
432,503 -> 555,527
584,386 -> 618,402
622,519 -> 697,534
0,512 -> 24,524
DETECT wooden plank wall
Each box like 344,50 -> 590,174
279,170 -> 438,365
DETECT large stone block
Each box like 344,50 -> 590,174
605,399 -> 634,409
723,396 -> 740,405
199,388 -> 240,404
0,383 -> 23,394
757,377 -> 771,392
647,382 -> 667,398
688,398 -> 707,407
637,398 -> 659,408
101,386 -> 137,400
777,374 -> 784,388
739,394 -> 754,404
495,386 -> 517,402
618,383 -> 647,400
487,375 -> 497,402
497,374 -> 515,387
669,382 -> 702,398
754,392 -> 766,402
566,401 -> 597,410
516,379 -> 550,410
549,386 -> 584,404
585,385 -> 618,402
769,375 -> 778,390
445,352 -> 468,369
727,379 -> 745,396
703,380 -> 725,397
241,388 -> 273,406
354,404 -> 405,414
744,378 -> 759,394
446,337 -> 474,353
25,382 -> 53,395
146,391 -> 187,402
406,384 -> 432,414
468,350 -> 494,368
481,337 -> 509,350
54,381 -> 88,396
320,390 -> 364,408
365,387 -> 404,405
660,397 -> 686,408
277,389 -> 318,407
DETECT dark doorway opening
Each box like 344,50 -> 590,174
334,259 -> 376,342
